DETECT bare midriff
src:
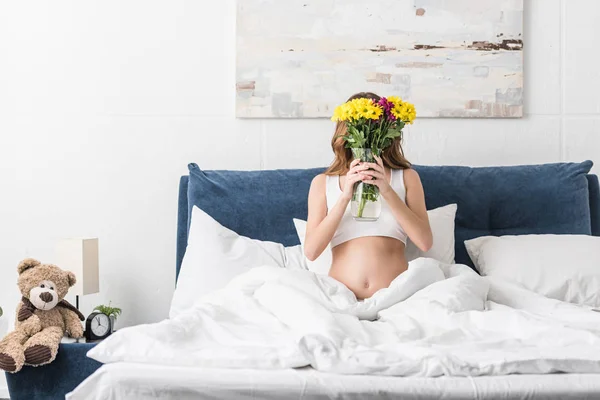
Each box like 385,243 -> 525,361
328,236 -> 408,300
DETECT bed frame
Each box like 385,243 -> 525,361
6,162 -> 600,400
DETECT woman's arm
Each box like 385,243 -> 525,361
362,158 -> 433,252
304,161 -> 368,261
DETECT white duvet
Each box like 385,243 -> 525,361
88,258 -> 600,377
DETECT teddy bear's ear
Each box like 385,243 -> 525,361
67,271 -> 77,287
17,258 -> 41,274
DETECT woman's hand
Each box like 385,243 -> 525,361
341,159 -> 370,200
360,155 -> 392,196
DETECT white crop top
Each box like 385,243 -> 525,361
326,169 -> 408,248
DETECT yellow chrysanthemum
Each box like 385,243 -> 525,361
404,102 -> 417,124
368,105 -> 383,120
389,99 -> 417,124
387,95 -> 403,105
331,103 -> 353,122
331,98 -> 384,122
352,98 -> 381,120
331,106 -> 342,122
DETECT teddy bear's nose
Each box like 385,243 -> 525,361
39,292 -> 53,303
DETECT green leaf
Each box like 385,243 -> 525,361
94,303 -> 123,320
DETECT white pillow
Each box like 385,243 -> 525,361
465,234 -> 600,307
293,203 -> 457,275
170,206 -> 306,318
405,203 -> 457,265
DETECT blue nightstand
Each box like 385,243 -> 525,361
5,342 -> 101,400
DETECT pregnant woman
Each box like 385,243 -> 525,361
304,92 -> 433,299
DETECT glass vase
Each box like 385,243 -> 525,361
351,148 -> 382,221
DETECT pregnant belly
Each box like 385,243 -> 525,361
328,236 -> 408,300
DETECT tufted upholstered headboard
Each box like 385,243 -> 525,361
176,161 -> 600,280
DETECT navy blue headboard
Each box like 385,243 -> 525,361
176,164 -> 600,280
176,175 -> 190,279
588,174 -> 600,237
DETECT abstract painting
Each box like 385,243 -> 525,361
236,0 -> 523,118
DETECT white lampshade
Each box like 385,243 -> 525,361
55,238 -> 100,296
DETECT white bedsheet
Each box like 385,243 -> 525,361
68,363 -> 600,400
87,258 -> 600,377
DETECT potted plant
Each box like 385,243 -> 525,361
94,302 -> 122,333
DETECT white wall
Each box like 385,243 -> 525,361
0,0 -> 598,394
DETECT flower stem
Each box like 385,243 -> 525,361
357,193 -> 367,218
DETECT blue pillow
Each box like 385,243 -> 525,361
413,161 -> 594,267
187,163 -> 325,247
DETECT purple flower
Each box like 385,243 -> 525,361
377,97 -> 396,121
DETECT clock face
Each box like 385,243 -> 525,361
90,313 -> 111,337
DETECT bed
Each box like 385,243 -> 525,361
7,161 -> 600,400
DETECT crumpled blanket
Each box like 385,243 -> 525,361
88,258 -> 600,377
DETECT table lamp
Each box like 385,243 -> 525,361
55,238 -> 100,310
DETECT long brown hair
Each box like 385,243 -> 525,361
324,92 -> 411,176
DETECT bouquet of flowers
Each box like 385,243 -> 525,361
331,96 -> 416,220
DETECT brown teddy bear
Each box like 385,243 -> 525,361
0,258 -> 85,373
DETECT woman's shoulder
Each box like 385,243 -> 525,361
398,168 -> 422,187
308,174 -> 331,203
311,173 -> 328,185
309,173 -> 329,192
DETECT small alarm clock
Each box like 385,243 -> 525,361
85,311 -> 113,341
